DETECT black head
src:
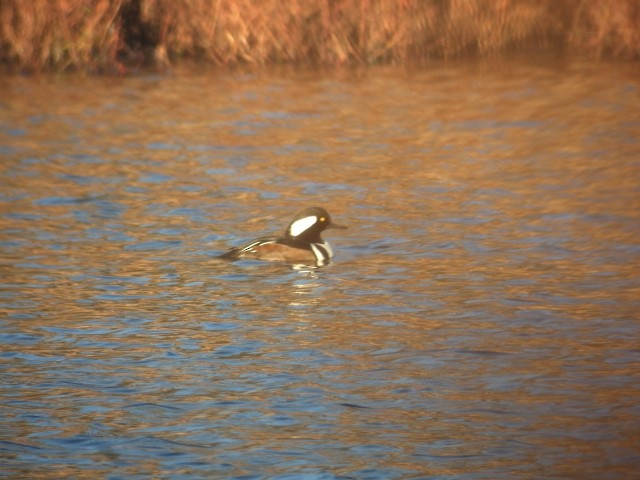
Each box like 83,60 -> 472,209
284,207 -> 346,242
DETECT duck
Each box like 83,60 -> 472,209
219,207 -> 346,265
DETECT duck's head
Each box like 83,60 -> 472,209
285,207 -> 346,242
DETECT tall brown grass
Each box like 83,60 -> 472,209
1,0 -> 638,72
0,0 -> 124,71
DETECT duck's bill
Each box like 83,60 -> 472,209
328,223 -> 347,229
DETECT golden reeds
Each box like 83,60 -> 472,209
0,0 -> 638,72
0,0 -> 124,71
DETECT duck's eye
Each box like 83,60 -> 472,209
320,217 -> 326,222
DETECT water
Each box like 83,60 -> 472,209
1,59 -> 639,478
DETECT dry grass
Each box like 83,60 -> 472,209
0,0 -> 124,71
0,0 -> 638,72
568,0 -> 640,58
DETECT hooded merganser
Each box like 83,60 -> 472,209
219,207 -> 346,265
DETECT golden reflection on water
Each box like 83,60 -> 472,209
1,60 -> 639,477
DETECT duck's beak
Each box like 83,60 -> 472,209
328,222 -> 347,229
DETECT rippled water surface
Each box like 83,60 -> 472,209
1,59 -> 639,478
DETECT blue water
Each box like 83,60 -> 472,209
1,61 -> 640,478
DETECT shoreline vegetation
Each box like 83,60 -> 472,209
1,0 -> 638,73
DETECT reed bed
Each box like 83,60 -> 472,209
1,0 -> 638,71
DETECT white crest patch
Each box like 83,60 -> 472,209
289,216 -> 317,237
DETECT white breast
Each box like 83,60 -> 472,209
310,241 -> 333,263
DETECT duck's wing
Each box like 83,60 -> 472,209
218,236 -> 279,260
